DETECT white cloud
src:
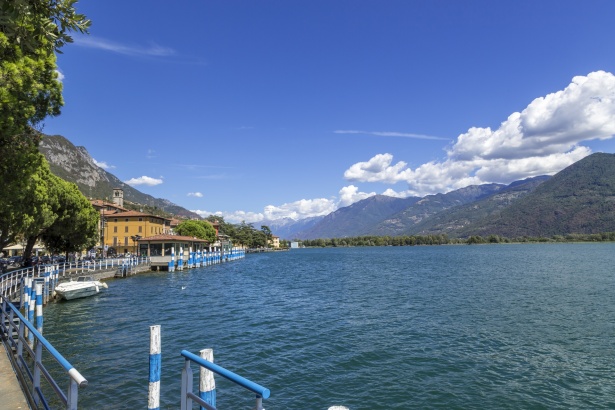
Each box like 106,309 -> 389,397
187,192 -> 203,198
344,153 -> 413,183
92,158 -> 115,170
344,70 -> 615,197
338,185 -> 376,207
335,130 -> 449,141
74,35 -> 175,57
191,209 -> 265,224
193,187 -> 377,224
124,176 -> 163,186
263,198 -> 337,221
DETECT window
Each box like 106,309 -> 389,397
124,237 -> 129,246
138,226 -> 142,233
139,218 -> 143,221
113,237 -> 118,246
125,218 -> 129,222
114,218 -> 118,222
125,226 -> 129,233
114,226 -> 117,233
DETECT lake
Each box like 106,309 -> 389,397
42,244 -> 615,409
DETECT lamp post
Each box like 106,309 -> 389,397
131,235 -> 142,257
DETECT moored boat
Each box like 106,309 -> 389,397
55,276 -> 108,300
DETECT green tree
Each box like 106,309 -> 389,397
261,225 -> 272,247
39,178 -> 99,257
175,220 -> 217,243
0,0 -> 90,255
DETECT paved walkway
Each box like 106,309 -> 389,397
0,341 -> 29,409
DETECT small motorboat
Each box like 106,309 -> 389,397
55,276 -> 108,300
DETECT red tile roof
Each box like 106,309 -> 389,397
137,234 -> 209,243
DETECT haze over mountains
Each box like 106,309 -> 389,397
40,134 -> 615,240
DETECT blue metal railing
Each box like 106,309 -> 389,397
0,256 -> 148,409
1,294 -> 87,409
180,350 -> 270,410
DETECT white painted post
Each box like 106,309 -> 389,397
148,325 -> 161,410
199,349 -> 216,409
35,282 -> 43,334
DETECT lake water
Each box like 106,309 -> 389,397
42,244 -> 615,409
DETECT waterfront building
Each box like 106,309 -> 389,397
270,235 -> 280,248
102,210 -> 171,255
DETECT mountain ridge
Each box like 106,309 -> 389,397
39,134 -> 201,219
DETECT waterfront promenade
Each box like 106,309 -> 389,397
0,341 -> 28,409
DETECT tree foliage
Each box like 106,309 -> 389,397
0,0 -> 90,256
175,220 -> 217,243
39,177 -> 99,256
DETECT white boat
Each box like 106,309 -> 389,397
55,276 -> 108,300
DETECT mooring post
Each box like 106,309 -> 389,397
44,266 -> 50,304
148,325 -> 161,410
28,282 -> 35,345
199,349 -> 216,409
35,282 -> 43,334
328,407 -> 349,410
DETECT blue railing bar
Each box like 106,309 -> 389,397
38,360 -> 69,405
19,355 -> 34,382
180,350 -> 270,399
186,391 -> 216,410
34,386 -> 52,410
4,299 -> 87,387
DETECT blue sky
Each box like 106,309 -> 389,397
44,0 -> 615,223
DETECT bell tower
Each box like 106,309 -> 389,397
112,188 -> 124,208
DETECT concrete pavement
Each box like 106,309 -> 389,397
0,341 -> 29,409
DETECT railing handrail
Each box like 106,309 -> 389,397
0,295 -> 88,387
1,256 -> 151,291
180,350 -> 270,399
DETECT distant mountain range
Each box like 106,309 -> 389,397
40,133 -> 615,240
39,134 -> 201,219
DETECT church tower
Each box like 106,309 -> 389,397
112,188 -> 124,208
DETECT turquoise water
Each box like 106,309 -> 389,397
43,244 -> 615,409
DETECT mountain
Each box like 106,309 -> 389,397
405,176 -> 551,236
369,183 -> 506,236
38,134 -> 201,219
458,153 -> 615,237
261,216 -> 325,240
295,195 -> 421,239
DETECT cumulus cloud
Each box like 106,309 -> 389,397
187,192 -> 203,198
191,209 -> 265,224
92,158 -> 115,170
344,70 -> 615,196
338,185 -> 376,207
193,186 -> 379,223
263,198 -> 337,221
124,176 -> 163,186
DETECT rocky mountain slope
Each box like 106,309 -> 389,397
39,134 -> 200,219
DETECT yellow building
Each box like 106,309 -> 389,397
102,210 -> 171,255
270,235 -> 280,248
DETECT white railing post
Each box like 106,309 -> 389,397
199,349 -> 216,409
148,325 -> 161,410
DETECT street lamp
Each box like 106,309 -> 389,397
131,235 -> 142,257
